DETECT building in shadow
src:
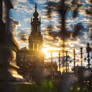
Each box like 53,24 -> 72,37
16,4 -> 44,81
16,4 -> 44,64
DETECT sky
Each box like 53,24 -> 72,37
10,0 -> 92,66
10,0 -> 48,47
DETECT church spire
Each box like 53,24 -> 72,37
35,3 -> 37,12
33,3 -> 39,18
29,3 -> 43,51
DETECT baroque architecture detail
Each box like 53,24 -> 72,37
29,4 -> 43,52
16,4 -> 44,68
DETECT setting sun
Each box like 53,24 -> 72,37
42,46 -> 62,59
42,47 -> 51,58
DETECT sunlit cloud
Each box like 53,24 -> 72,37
10,0 -> 92,68
37,0 -> 47,4
16,0 -> 27,2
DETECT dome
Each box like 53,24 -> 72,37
33,10 -> 39,18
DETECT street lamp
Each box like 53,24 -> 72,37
86,43 -> 91,68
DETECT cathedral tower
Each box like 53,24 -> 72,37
29,4 -> 43,52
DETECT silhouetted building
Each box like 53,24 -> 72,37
16,4 -> 44,71
28,4 -> 44,62
29,5 -> 43,51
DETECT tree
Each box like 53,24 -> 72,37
46,0 -> 83,67
86,0 -> 92,40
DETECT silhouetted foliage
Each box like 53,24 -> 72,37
46,0 -> 83,41
72,23 -> 84,38
86,0 -> 92,40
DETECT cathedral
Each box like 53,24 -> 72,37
16,4 -> 44,68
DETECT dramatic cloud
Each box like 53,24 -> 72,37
10,0 -> 92,65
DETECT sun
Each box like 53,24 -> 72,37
42,48 -> 51,58
42,48 -> 48,54
42,46 -> 61,59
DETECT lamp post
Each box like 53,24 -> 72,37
80,47 -> 83,67
65,51 -> 68,72
50,50 -> 53,79
73,49 -> 76,72
86,43 -> 91,68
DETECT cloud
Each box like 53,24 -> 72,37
37,0 -> 47,4
16,0 -> 27,2
10,0 -> 92,58
17,0 -> 27,2
21,34 -> 29,41
85,0 -> 92,5
15,36 -> 28,48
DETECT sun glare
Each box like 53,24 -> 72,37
42,48 -> 51,58
42,48 -> 48,54
42,46 -> 62,59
